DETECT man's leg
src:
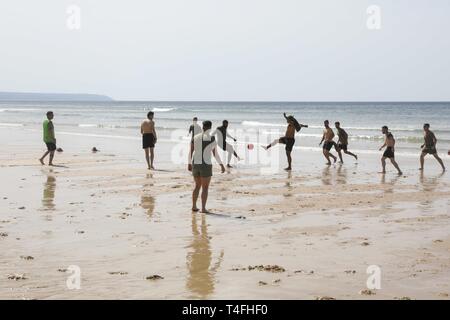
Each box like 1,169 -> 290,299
419,152 -> 426,170
345,150 -> 358,160
192,176 -> 201,211
335,145 -> 343,163
150,147 -> 155,169
432,153 -> 446,171
39,151 -> 50,165
200,177 -> 211,213
264,139 -> 281,150
285,150 -> 292,171
144,148 -> 151,169
390,158 -> 402,175
380,156 -> 386,173
48,151 -> 55,166
226,143 -> 240,167
323,149 -> 331,165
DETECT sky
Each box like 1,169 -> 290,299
0,0 -> 449,101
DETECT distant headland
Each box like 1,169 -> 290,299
0,91 -> 114,102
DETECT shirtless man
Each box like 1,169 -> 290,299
141,111 -> 157,170
335,121 -> 358,162
379,125 -> 402,175
263,113 -> 307,171
319,120 -> 338,165
419,123 -> 445,172
188,120 -> 225,213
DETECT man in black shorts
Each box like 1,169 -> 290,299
319,120 -> 338,165
419,123 -> 445,172
263,113 -> 307,171
379,126 -> 402,175
335,121 -> 358,162
141,111 -> 157,170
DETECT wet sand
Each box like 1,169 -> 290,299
0,127 -> 449,300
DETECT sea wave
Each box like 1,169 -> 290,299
242,121 -> 285,127
152,107 -> 176,112
0,123 -> 24,127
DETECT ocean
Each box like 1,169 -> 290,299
1,101 -> 449,157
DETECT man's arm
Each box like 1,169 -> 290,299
49,122 -> 56,142
188,141 -> 194,171
379,140 -> 387,151
140,122 -> 144,135
319,132 -> 325,145
152,122 -> 157,141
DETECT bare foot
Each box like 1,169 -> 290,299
48,163 -> 54,166
326,162 -> 331,165
418,168 -> 424,171
398,171 -> 403,175
261,146 -> 268,150
355,155 -> 358,160
333,157 -> 337,163
39,159 -> 44,165
192,207 -> 199,212
284,167 -> 292,171
201,209 -> 211,214
378,171 -> 386,174
227,164 -> 233,168
150,166 -> 155,170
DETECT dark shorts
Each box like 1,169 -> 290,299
323,141 -> 334,151
142,133 -> 155,149
338,143 -> 348,152
192,164 -> 213,178
383,147 -> 395,158
422,146 -> 437,155
279,137 -> 295,152
45,143 -> 56,151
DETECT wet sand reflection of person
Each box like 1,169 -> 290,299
42,171 -> 56,211
186,213 -> 223,299
419,171 -> 444,212
140,194 -> 155,218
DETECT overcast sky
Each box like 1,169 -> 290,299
0,0 -> 449,101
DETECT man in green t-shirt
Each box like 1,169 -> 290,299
39,111 -> 56,166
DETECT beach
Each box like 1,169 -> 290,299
0,117 -> 449,300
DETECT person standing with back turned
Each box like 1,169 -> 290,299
141,111 -> 157,170
189,120 -> 225,213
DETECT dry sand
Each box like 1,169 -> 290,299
0,127 -> 449,300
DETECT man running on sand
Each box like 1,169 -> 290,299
319,120 -> 338,165
39,111 -> 56,166
189,120 -> 225,213
379,125 -> 402,175
419,123 -> 445,172
335,121 -> 358,162
213,120 -> 241,168
263,113 -> 308,171
141,111 -> 157,170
